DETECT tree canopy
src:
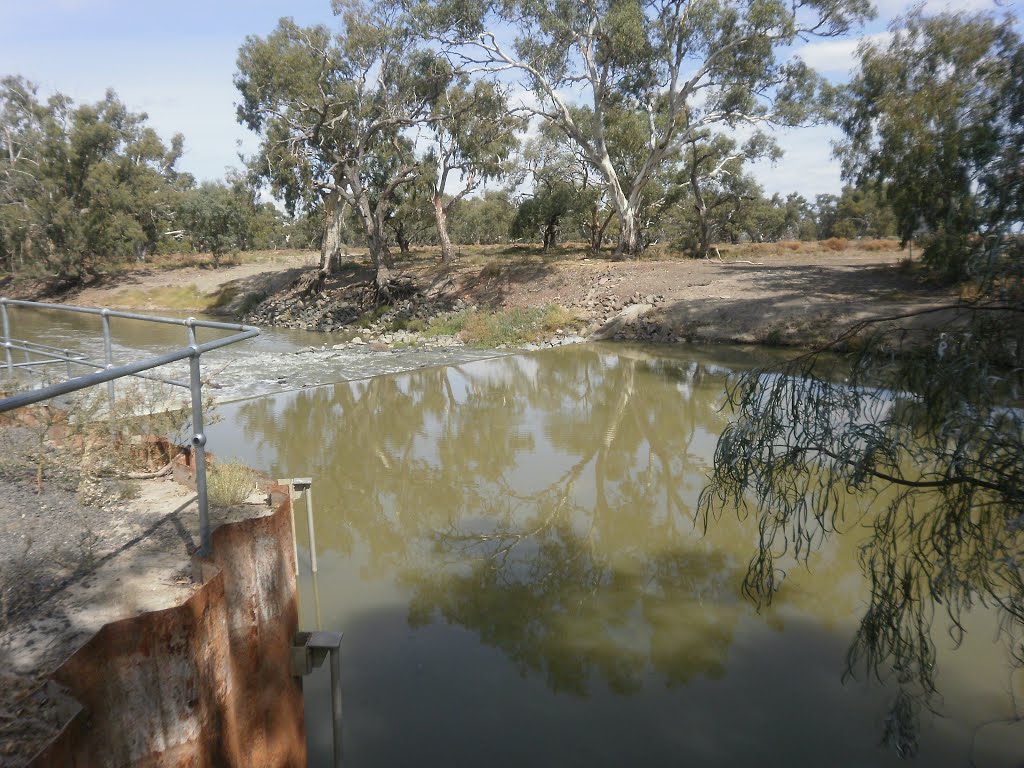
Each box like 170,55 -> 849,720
836,9 -> 1023,279
414,0 -> 873,258
0,77 -> 187,279
235,2 -> 454,294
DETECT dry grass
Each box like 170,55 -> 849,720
425,304 -> 581,346
206,462 -> 256,507
104,284 -> 217,311
861,239 -> 902,252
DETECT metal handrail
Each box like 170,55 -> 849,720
0,298 -> 260,555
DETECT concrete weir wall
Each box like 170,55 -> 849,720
30,490 -> 306,767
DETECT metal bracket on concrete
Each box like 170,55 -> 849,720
292,630 -> 344,767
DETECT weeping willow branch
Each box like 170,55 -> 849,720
698,241 -> 1024,757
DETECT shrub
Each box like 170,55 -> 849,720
424,309 -> 472,337
206,461 -> 256,507
861,239 -> 901,252
821,237 -> 848,252
480,262 -> 503,278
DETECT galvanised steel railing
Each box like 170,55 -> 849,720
0,298 -> 260,555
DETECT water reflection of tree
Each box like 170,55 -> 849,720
235,347 -> 862,694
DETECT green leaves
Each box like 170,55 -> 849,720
836,9 -> 1022,279
421,0 -> 872,256
0,79 -> 184,278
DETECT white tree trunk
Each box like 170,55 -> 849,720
320,194 -> 345,273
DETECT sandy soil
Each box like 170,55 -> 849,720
40,247 -> 954,347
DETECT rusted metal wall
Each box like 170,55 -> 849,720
30,490 -> 306,767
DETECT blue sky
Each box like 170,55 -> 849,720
0,0 -> 1016,199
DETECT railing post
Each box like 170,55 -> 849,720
1,300 -> 13,381
101,309 -> 116,429
186,318 -> 211,556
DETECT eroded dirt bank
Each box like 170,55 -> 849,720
31,246 -> 954,349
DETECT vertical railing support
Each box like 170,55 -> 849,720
305,484 -> 319,573
100,309 -> 116,423
281,477 -> 317,573
283,479 -> 300,576
1,301 -> 13,381
187,318 -> 211,556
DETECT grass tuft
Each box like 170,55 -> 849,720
206,462 -> 256,507
424,304 -> 579,347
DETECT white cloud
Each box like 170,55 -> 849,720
796,32 -> 891,76
748,125 -> 846,198
872,0 -> 1003,16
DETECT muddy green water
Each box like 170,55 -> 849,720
4,304 -> 1020,765
204,344 -> 1019,768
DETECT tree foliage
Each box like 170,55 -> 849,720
510,127 -> 605,251
0,77 -> 186,279
423,76 -> 522,262
236,1 -> 453,295
814,185 -> 896,240
671,130 -> 779,256
447,190 -> 516,246
416,0 -> 873,257
836,9 -> 1023,279
701,10 -> 1024,755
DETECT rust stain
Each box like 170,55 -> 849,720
29,491 -> 305,768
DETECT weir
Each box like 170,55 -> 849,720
0,302 -> 345,766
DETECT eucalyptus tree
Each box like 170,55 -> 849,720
176,181 -> 251,264
836,9 -> 1023,279
423,77 -> 522,263
235,1 -> 453,297
814,186 -> 896,240
510,128 -> 604,251
0,78 -> 184,279
385,171 -> 434,253
414,0 -> 872,259
674,131 -> 778,257
0,76 -> 49,273
447,189 -> 516,245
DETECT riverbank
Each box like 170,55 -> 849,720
7,242 -> 955,351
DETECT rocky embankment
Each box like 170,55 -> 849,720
42,248 -> 943,351
243,267 -> 673,350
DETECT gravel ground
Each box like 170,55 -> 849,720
0,425 -> 124,766
0,427 -> 126,629
0,422 -> 270,766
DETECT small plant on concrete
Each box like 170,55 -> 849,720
206,462 -> 256,507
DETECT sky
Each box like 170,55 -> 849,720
0,0 -> 1017,200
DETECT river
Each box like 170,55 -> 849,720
209,344 -> 1018,767
3,304 -> 1020,766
